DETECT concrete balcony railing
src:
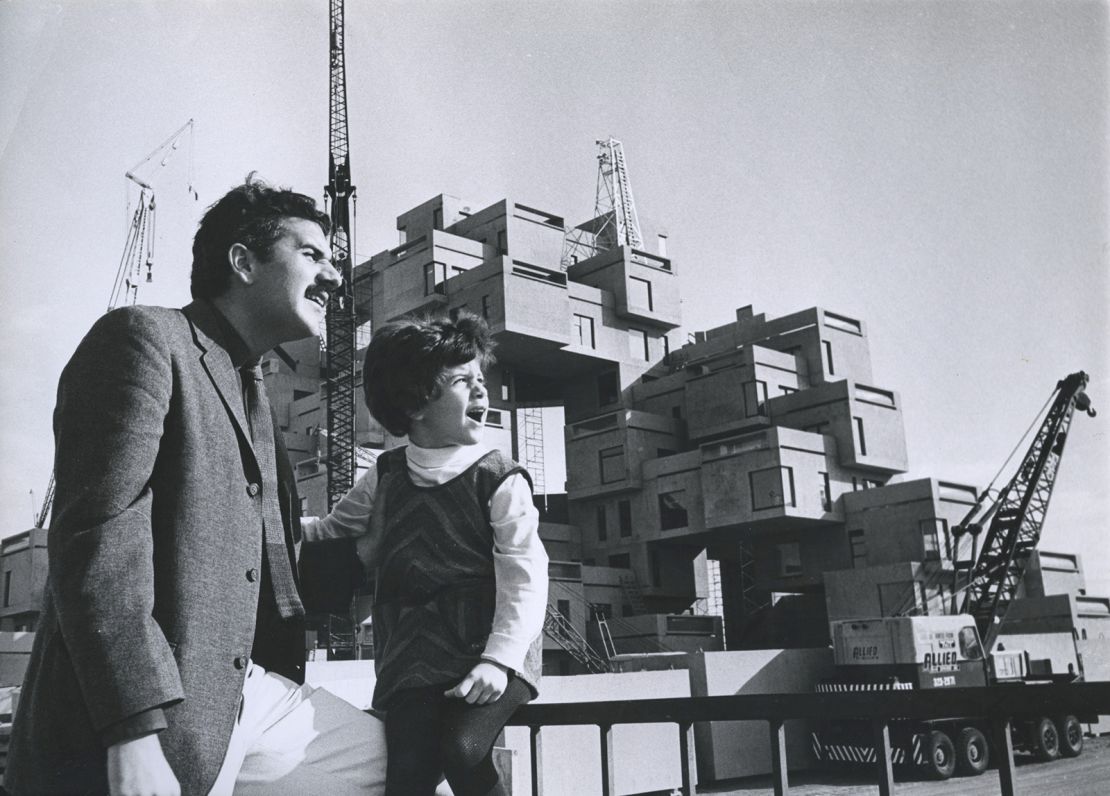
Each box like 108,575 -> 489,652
507,681 -> 1110,796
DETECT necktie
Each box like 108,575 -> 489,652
242,362 -> 304,619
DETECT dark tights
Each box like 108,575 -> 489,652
383,676 -> 531,796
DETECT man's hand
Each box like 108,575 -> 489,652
107,733 -> 180,796
444,661 -> 509,705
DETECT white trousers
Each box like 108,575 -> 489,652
208,661 -> 388,795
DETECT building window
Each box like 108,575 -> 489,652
596,505 -> 608,541
854,416 -> 867,456
823,340 -> 835,375
557,599 -> 571,621
743,380 -> 769,418
628,328 -> 650,361
658,490 -> 688,530
662,334 -> 670,357
849,529 -> 867,568
618,500 -> 632,536
481,294 -> 491,319
750,466 -> 795,510
597,371 -> 619,406
572,314 -> 596,348
671,405 -> 683,419
591,603 -> 612,621
433,206 -> 443,229
485,409 -> 504,428
299,496 -> 308,513
497,229 -> 508,255
629,277 -> 653,310
920,518 -> 947,560
608,553 -> 631,569
780,385 -> 797,395
3,571 -> 10,607
820,471 -> 832,511
599,446 -> 626,484
777,543 -> 802,577
424,262 -> 447,295
501,369 -> 512,401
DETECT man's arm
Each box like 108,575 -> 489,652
48,308 -> 184,740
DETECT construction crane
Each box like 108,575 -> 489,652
323,0 -> 358,511
813,372 -> 1097,778
955,370 -> 1096,650
110,119 -> 196,310
561,137 -> 644,267
37,120 -> 196,529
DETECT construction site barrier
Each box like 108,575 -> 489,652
506,680 -> 1110,796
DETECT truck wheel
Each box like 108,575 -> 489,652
1057,715 -> 1083,758
1032,717 -> 1061,761
955,727 -> 989,776
925,730 -> 956,780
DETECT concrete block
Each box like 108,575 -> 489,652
503,670 -> 690,795
687,648 -> 833,782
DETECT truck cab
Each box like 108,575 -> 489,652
830,615 -> 989,689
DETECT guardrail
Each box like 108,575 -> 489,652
506,681 -> 1110,796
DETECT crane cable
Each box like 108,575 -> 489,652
894,387 -> 1057,617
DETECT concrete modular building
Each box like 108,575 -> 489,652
258,189 -> 1100,664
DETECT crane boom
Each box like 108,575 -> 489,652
323,0 -> 357,510
957,371 -> 1096,650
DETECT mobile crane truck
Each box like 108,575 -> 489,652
811,372 -> 1097,779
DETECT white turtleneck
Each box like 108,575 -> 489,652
301,442 -> 547,674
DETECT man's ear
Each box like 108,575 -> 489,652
228,243 -> 256,286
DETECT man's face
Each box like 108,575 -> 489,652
408,358 -> 489,449
248,218 -> 339,343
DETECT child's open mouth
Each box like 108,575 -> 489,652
466,408 -> 486,423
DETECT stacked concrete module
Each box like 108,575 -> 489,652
244,189 -> 1108,667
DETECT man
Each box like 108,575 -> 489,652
6,177 -> 387,795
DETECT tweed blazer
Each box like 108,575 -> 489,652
5,301 -> 316,796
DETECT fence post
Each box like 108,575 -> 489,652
993,718 -> 1017,796
871,719 -> 894,796
679,721 -> 697,795
529,725 -> 542,796
599,724 -> 616,796
769,718 -> 789,796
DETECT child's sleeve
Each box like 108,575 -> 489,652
300,464 -> 378,542
483,472 -> 548,673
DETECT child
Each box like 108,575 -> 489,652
303,311 -> 547,796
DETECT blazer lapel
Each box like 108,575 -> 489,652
183,301 -> 253,455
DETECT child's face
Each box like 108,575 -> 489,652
408,358 -> 489,449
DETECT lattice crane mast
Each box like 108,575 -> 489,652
562,137 -> 645,267
323,0 -> 358,510
954,371 -> 1096,651
109,119 -> 196,310
37,120 -> 196,529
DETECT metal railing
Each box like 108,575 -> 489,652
506,681 -> 1110,796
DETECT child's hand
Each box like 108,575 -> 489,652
444,661 -> 508,705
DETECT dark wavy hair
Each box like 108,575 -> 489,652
190,173 -> 330,299
363,311 -> 496,437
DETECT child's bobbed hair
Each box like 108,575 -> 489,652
362,310 -> 496,437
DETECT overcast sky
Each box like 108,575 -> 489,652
1,0 -> 1106,592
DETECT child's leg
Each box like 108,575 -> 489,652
383,685 -> 448,796
440,676 -> 532,796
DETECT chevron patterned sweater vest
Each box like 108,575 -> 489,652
370,447 -> 543,710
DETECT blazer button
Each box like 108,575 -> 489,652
246,568 -> 259,582
247,483 -> 260,496
234,656 -> 247,670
